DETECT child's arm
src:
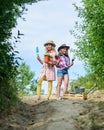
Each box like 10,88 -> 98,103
47,60 -> 59,66
37,55 -> 43,64
55,58 -> 61,67
47,54 -> 61,66
47,57 -> 61,66
68,61 -> 74,68
54,55 -> 61,67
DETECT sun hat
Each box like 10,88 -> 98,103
58,44 -> 70,52
44,40 -> 56,47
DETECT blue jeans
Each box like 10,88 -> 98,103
57,69 -> 68,76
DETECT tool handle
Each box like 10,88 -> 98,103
36,47 -> 39,54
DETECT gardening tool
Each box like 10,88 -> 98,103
87,83 -> 97,94
36,46 -> 39,55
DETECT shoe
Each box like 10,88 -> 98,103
35,98 -> 40,103
45,98 -> 49,101
57,97 -> 62,100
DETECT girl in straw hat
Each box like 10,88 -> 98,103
36,40 -> 58,101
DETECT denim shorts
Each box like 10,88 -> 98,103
57,69 -> 68,76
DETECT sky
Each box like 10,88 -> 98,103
13,0 -> 85,93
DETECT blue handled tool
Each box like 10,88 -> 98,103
36,46 -> 39,54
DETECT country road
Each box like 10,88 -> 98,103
0,90 -> 104,130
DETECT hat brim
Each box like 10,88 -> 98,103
58,46 -> 70,51
44,43 -> 56,47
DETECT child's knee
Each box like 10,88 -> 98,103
58,81 -> 62,86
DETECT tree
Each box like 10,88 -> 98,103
72,0 -> 104,85
17,62 -> 37,95
0,0 -> 44,114
70,73 -> 104,93
0,0 -> 44,42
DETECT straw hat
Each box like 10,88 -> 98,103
44,40 -> 56,47
58,44 -> 70,52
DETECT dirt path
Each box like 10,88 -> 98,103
0,90 -> 104,130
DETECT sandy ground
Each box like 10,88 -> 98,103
0,90 -> 104,130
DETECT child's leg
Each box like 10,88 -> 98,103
63,75 -> 69,95
46,81 -> 52,100
56,76 -> 63,98
36,77 -> 43,100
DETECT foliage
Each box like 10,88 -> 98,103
44,53 -> 53,58
0,0 -> 44,114
16,62 -> 37,95
71,0 -> 104,84
0,0 -> 44,42
70,73 -> 104,92
0,42 -> 19,114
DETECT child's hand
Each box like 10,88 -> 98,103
55,55 -> 60,60
47,61 -> 54,67
68,61 -> 74,68
55,58 -> 61,67
37,54 -> 40,60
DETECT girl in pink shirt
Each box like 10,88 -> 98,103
36,40 -> 57,101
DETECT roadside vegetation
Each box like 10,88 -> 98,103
0,0 -> 43,115
70,0 -> 104,91
0,0 -> 104,122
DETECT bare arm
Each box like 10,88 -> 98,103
47,60 -> 59,66
37,55 -> 43,64
68,61 -> 74,68
55,58 -> 61,67
47,54 -> 61,66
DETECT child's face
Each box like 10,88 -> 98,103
45,44 -> 53,51
60,47 -> 68,54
